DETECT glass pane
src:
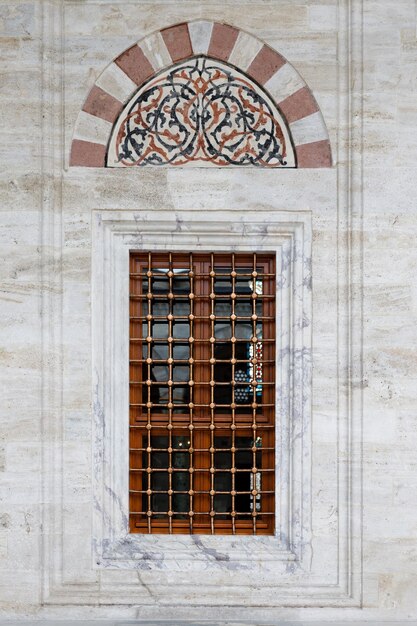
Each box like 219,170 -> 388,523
173,493 -> 188,517
172,342 -> 190,360
172,435 -> 190,451
235,443 -> 251,468
214,472 -> 232,492
172,365 -> 189,382
215,436 -> 230,448
172,321 -> 189,339
235,301 -> 252,317
234,322 -> 252,339
214,276 -> 232,295
234,368 -> 251,404
152,492 -> 168,515
152,365 -> 169,381
155,385 -> 169,402
214,342 -> 232,361
214,321 -> 231,339
152,343 -> 168,360
249,278 -> 263,295
152,468 -> 168,486
214,383 -> 232,407
152,321 -> 169,339
150,441 -> 169,516
214,301 -> 231,317
172,385 -> 189,403
172,300 -> 190,316
152,301 -> 170,316
173,468 -> 189,481
152,275 -> 169,294
214,493 -> 231,513
215,450 -> 232,469
214,438 -> 232,513
172,270 -> 190,294
235,276 -> 252,294
150,435 -> 168,448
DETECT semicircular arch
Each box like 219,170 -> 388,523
70,20 -> 332,168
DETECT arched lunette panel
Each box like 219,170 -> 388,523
108,57 -> 296,167
70,21 -> 332,168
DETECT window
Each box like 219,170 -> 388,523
129,252 -> 275,535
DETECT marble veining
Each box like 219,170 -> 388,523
92,210 -> 312,576
6,0 -> 417,620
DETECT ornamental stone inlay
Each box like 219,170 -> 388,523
107,57 -> 295,167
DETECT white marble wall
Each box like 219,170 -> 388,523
0,0 -> 416,622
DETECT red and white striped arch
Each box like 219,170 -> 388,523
70,21 -> 332,168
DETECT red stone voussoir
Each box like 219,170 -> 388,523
82,85 -> 123,124
247,45 -> 286,86
161,22 -> 193,62
70,139 -> 107,167
115,44 -> 154,86
295,139 -> 332,168
208,23 -> 239,62
278,85 -> 319,125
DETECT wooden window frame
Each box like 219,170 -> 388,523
129,252 -> 275,535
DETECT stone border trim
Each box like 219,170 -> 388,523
70,20 -> 332,168
92,210 -> 312,581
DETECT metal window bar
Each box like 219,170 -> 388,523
129,252 -> 275,535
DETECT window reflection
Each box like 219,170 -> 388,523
143,435 -> 191,518
213,268 -> 263,411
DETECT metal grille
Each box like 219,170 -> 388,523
129,252 -> 275,535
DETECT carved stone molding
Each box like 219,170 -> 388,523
92,210 -> 312,577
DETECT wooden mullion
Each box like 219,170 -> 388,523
192,259 -> 211,521
259,255 -> 275,533
129,254 -> 143,531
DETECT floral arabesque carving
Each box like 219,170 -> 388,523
107,57 -> 295,167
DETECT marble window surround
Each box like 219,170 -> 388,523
92,209 -> 312,572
